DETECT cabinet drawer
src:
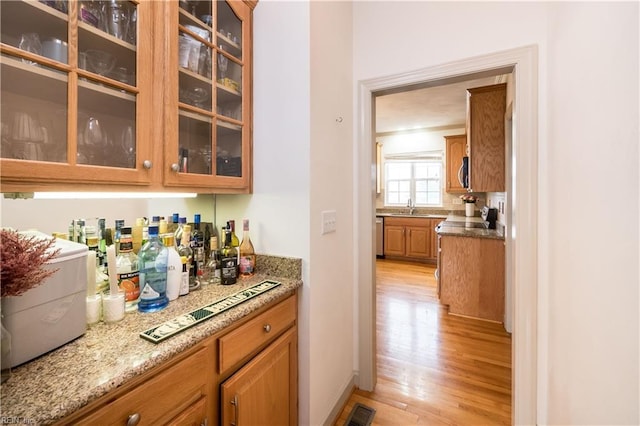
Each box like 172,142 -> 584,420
76,347 -> 209,426
219,295 -> 296,374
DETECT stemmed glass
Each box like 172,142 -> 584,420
85,50 -> 116,76
120,124 -> 135,168
82,117 -> 104,165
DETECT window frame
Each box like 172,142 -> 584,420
384,159 -> 442,207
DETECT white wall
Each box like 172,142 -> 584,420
219,1 -> 355,424
353,1 -> 639,424
309,1 -> 354,422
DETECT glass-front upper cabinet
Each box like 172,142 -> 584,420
163,0 -> 253,191
0,0 -> 154,190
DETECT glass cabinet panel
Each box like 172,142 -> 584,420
167,0 -> 250,189
0,0 -> 152,188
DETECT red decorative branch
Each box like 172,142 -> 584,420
1,230 -> 61,298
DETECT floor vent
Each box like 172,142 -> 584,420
344,402 -> 376,426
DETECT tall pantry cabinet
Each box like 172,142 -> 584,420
0,0 -> 255,194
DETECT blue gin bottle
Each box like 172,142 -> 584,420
138,226 -> 169,312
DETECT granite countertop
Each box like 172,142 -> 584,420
435,213 -> 505,240
0,255 -> 302,425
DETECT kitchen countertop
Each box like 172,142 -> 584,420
435,213 -> 505,240
0,255 -> 302,425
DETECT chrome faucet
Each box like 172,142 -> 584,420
406,198 -> 416,215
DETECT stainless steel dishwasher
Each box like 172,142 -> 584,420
376,216 -> 384,257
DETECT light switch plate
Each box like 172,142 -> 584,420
321,210 -> 337,234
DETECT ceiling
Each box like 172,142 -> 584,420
375,74 -> 508,135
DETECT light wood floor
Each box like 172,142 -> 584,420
334,258 -> 512,425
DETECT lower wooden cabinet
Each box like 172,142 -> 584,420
65,345 -> 212,426
57,293 -> 298,426
384,217 -> 439,262
221,328 -> 297,426
439,236 -> 505,322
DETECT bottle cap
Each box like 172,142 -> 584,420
148,226 -> 159,236
121,227 -> 132,234
194,214 -> 201,223
179,217 -> 187,224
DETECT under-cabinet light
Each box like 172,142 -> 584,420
32,192 -> 198,200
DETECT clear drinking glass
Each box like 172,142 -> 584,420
18,33 -> 42,65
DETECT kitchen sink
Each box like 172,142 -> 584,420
387,213 -> 444,218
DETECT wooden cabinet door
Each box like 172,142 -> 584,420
160,0 -> 254,193
467,83 -> 506,192
439,236 -> 505,322
405,225 -> 430,259
445,134 -> 467,193
384,225 -> 405,257
221,328 -> 297,426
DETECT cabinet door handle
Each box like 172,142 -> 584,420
230,395 -> 239,426
126,413 -> 141,426
142,160 -> 152,169
171,163 -> 180,172
263,324 -> 271,333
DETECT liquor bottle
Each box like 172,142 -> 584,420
137,225 -> 169,312
116,227 -> 140,312
228,220 -> 240,275
114,219 -> 124,254
179,256 -> 189,296
167,213 -> 180,234
98,217 -> 106,267
162,234 -> 182,301
132,217 -> 144,254
203,236 -> 221,285
220,225 -> 238,285
159,218 -> 168,235
178,225 -> 195,293
174,217 -> 187,249
239,219 -> 256,277
191,214 -> 205,285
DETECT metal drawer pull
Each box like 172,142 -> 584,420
230,395 -> 238,426
263,324 -> 271,333
127,413 -> 140,426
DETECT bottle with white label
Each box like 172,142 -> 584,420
162,234 -> 181,301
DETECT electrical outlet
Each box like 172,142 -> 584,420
321,210 -> 337,234
453,198 -> 463,205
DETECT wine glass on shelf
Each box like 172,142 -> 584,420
83,117 -> 105,165
120,124 -> 135,168
85,50 -> 116,76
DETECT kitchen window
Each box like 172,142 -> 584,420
385,160 -> 442,206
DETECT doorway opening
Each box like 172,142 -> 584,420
355,46 -> 538,425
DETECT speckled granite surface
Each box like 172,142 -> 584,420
0,255 -> 302,425
435,213 -> 505,240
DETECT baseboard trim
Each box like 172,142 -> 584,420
323,374 -> 357,426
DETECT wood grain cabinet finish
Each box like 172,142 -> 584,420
383,217 -> 439,262
439,235 -> 505,322
61,345 -> 213,426
445,134 -> 467,193
0,0 -> 256,194
466,83 -> 506,192
221,328 -> 297,426
57,293 -> 298,426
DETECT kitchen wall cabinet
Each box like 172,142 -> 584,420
55,293 -> 297,426
0,0 -> 255,194
159,0 -> 253,192
466,83 -> 506,192
445,134 -> 467,193
383,216 -> 438,262
0,0 -> 155,191
439,235 -> 505,322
